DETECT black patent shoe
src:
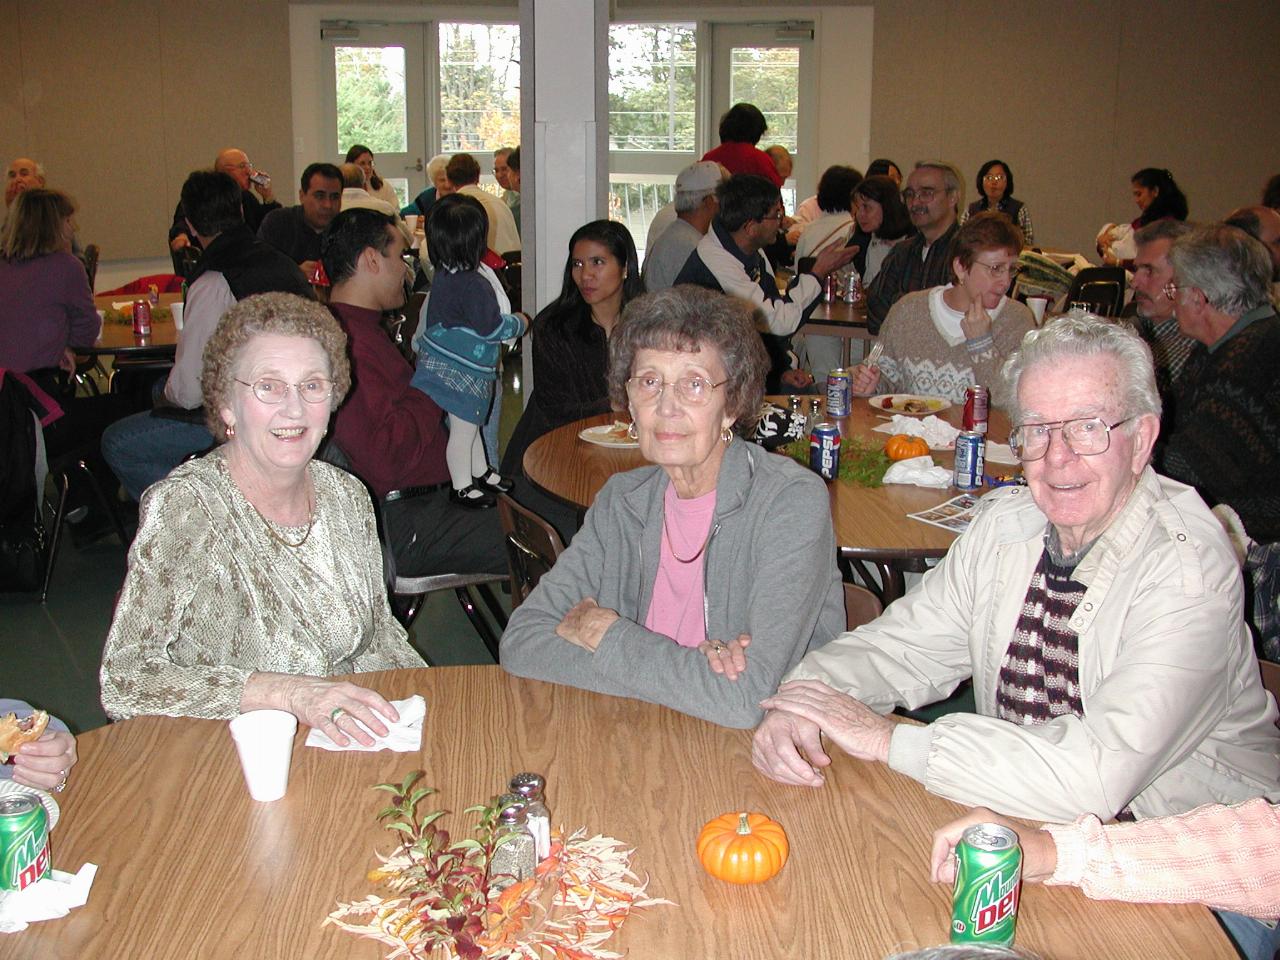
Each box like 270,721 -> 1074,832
449,483 -> 497,509
473,470 -> 514,494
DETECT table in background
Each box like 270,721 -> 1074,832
524,400 -> 1012,598
802,298 -> 872,369
2,666 -> 1233,960
85,293 -> 182,357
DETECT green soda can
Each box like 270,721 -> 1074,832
0,794 -> 51,891
950,822 -> 1022,946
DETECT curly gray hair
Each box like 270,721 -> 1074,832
607,286 -> 769,433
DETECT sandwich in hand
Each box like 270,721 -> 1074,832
0,710 -> 48,762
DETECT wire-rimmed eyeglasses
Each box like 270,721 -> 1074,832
234,377 -> 334,405
625,375 -> 727,406
1008,416 -> 1134,461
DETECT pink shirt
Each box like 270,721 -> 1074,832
1045,798 -> 1280,919
644,484 -> 717,648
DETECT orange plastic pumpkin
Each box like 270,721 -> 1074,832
696,812 -> 789,884
885,434 -> 930,460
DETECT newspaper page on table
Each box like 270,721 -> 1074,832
908,493 -> 981,534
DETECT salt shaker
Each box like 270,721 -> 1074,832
510,772 -> 552,861
488,800 -> 536,893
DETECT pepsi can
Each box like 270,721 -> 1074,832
953,432 -> 985,491
809,422 -> 841,481
826,369 -> 852,418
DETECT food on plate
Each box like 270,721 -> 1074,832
885,434 -> 930,460
604,421 -> 633,442
697,811 -> 789,884
0,710 -> 48,761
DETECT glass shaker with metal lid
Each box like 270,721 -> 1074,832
487,799 -> 535,893
510,772 -> 551,861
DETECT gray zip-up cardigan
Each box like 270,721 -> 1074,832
500,438 -> 845,728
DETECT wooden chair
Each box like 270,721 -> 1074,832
1066,267 -> 1126,317
82,243 -> 100,292
496,494 -> 565,609
843,582 -> 883,631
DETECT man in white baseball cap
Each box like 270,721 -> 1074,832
642,160 -> 725,293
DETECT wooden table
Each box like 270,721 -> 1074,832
85,293 -> 182,356
524,401 -> 1012,565
802,298 -> 872,368
2,666 -> 1232,959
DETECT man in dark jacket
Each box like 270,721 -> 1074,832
167,148 -> 280,275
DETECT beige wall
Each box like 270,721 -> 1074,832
5,0 -> 1277,262
1,0 -> 294,261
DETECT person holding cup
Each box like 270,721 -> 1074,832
849,211 -> 1035,411
101,292 -> 425,746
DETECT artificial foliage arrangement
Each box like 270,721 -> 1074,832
326,771 -> 672,959
786,434 -> 892,487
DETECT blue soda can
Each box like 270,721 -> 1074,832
953,432 -> 985,491
809,422 -> 841,481
826,369 -> 852,418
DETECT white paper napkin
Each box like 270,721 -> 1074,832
305,695 -> 426,753
0,863 -> 97,934
882,455 -> 952,488
985,442 -> 1019,466
872,414 -> 960,450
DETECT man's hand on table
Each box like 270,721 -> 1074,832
780,369 -> 814,390
13,730 -> 77,792
751,705 -> 832,786
556,598 -> 619,653
760,679 -> 894,763
241,671 -> 399,747
930,807 -> 1059,885
701,633 -> 750,680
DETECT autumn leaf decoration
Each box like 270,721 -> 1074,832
326,770 -> 673,959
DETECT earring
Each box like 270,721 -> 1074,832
225,423 -> 235,440
627,421 -> 639,440
721,426 -> 734,445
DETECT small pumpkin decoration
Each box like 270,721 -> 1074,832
696,812 -> 789,884
885,434 -> 930,461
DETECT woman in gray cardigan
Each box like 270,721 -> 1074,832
500,286 -> 845,728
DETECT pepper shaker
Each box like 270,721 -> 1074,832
510,772 -> 552,861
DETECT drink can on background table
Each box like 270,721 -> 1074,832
951,822 -> 1022,946
809,422 -> 841,481
147,283 -> 160,306
953,432 -> 985,491
823,273 -> 836,302
132,299 -> 152,336
844,271 -> 862,303
825,369 -> 852,418
963,385 -> 989,435
0,794 -> 51,891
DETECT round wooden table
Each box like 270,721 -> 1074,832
3,666 -> 1233,959
85,293 -> 182,357
523,399 -> 1013,564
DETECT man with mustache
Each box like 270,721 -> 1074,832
864,161 -> 963,334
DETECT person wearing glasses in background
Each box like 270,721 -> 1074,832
753,314 -> 1280,823
500,287 -> 846,729
864,161 -> 964,334
168,148 -> 280,275
849,212 -> 1035,410
101,292 -> 426,741
959,160 -> 1034,245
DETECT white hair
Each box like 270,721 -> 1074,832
1002,314 -> 1162,426
426,154 -> 450,181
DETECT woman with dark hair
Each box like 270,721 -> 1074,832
501,286 -> 844,728
793,165 -> 863,267
960,159 -> 1034,245
700,102 -> 783,186
345,144 -> 399,208
1264,174 -> 1280,212
500,220 -> 645,484
866,158 -> 903,186
1098,168 -> 1189,266
847,175 -> 913,286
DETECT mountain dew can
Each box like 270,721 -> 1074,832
0,795 -> 50,891
950,823 -> 1022,946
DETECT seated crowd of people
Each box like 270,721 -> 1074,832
4,100 -> 1280,959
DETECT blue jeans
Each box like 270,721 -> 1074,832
1218,910 -> 1280,960
101,411 -> 213,501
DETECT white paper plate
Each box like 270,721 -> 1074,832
0,779 -> 60,831
578,423 -> 639,448
868,394 -> 951,416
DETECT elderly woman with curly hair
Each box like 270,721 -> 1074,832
500,286 -> 845,729
101,292 -> 425,745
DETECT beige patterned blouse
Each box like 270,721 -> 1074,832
100,451 -> 426,720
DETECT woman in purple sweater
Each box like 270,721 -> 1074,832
0,188 -> 118,460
